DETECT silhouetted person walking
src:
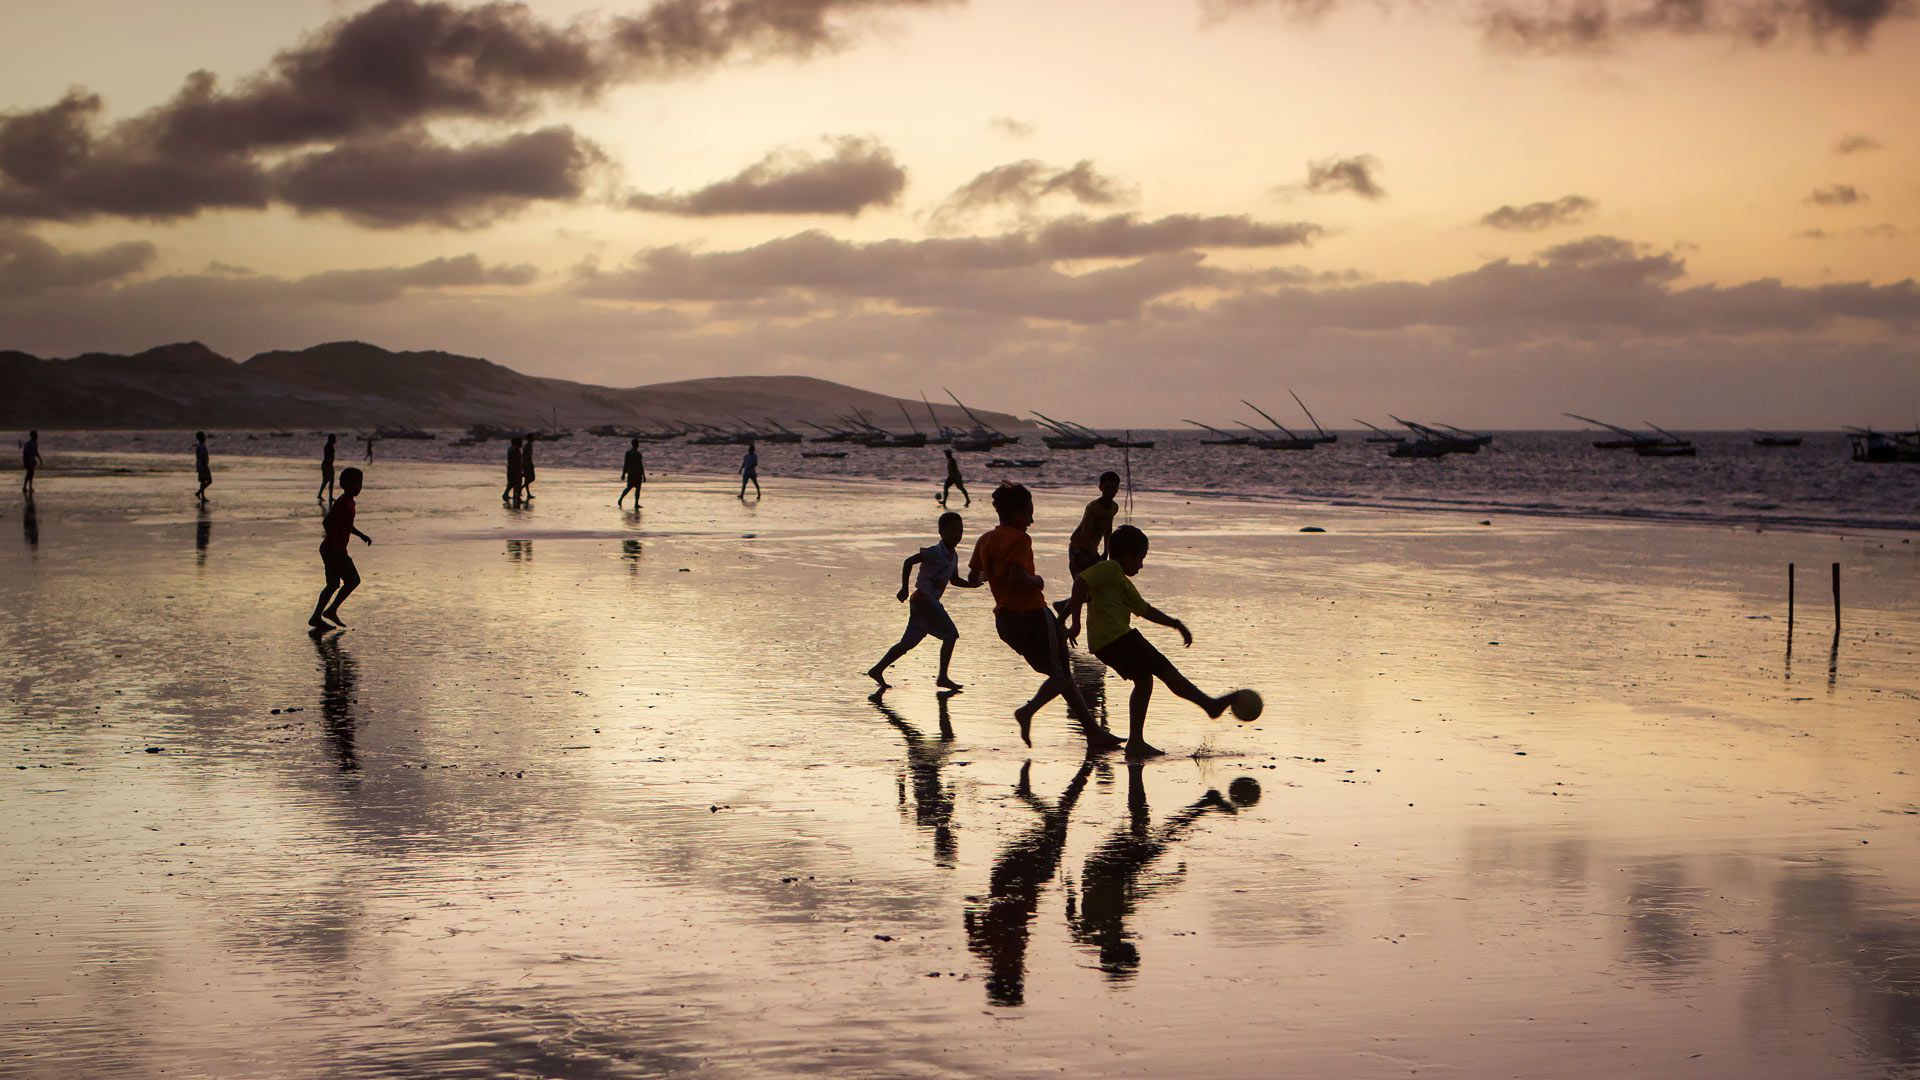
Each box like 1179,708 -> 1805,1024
310,466 -> 371,630
520,436 -> 536,499
619,438 -> 646,506
968,482 -> 1121,751
940,447 -> 969,507
317,434 -> 336,503
21,430 -> 42,494
738,442 -> 760,499
362,435 -> 376,463
503,437 -> 523,502
193,431 -> 212,503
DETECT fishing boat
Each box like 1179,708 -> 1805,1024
1751,430 -> 1803,447
1633,423 -> 1696,457
1355,419 -> 1405,444
1184,420 -> 1252,445
942,389 -> 1020,448
1289,391 -> 1338,444
1032,412 -> 1102,450
1391,416 -> 1483,454
1387,438 -> 1451,459
1848,428 -> 1920,463
1240,400 -> 1317,450
756,418 -> 806,444
1564,413 -> 1664,451
987,458 -> 1047,468
800,450 -> 848,459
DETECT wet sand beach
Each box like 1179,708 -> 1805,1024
4,458 -> 1918,1078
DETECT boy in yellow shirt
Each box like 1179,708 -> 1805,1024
1064,525 -> 1250,757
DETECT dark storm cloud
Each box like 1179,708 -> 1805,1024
275,127 -> 605,228
576,212 -> 1321,322
1207,0 -> 1914,48
1806,184 -> 1866,205
0,0 -> 952,225
929,160 -> 1136,230
0,229 -> 156,298
1295,155 -> 1385,200
1834,133 -> 1882,154
627,137 -> 905,216
1480,195 -> 1597,231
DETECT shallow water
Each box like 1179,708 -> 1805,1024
19,426 -> 1920,532
4,461 -> 1919,1078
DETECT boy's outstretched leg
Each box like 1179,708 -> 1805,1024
309,583 -> 337,629
1012,680 -> 1061,747
1156,659 -> 1235,718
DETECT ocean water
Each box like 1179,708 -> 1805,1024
19,429 -> 1920,533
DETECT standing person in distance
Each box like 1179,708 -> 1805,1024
1058,471 -> 1121,636
619,437 -> 646,507
868,511 -> 980,692
21,429 -> 41,495
739,441 -> 760,499
502,436 -> 522,503
310,466 -> 372,630
519,434 -> 537,499
193,431 -> 213,504
317,433 -> 336,503
968,482 -> 1123,751
940,447 -> 969,508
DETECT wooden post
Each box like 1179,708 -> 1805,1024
1832,562 -> 1841,632
1787,562 -> 1795,655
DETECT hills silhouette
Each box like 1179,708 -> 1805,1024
0,341 -> 1020,431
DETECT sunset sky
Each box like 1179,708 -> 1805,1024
2,0 -> 1915,426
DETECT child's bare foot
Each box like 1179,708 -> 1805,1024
308,619 -> 330,633
323,610 -> 346,627
1125,740 -> 1165,759
1085,728 -> 1126,752
1013,704 -> 1037,747
866,667 -> 890,691
1204,694 -> 1231,719
936,677 -> 963,691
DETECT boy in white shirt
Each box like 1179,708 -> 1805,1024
868,512 -> 980,692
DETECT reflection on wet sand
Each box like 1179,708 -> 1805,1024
621,537 -> 642,575
869,692 -> 958,866
195,504 -> 210,566
21,493 -> 36,548
506,538 -> 532,562
1069,763 -> 1260,981
965,757 -> 1097,1006
314,630 -> 359,771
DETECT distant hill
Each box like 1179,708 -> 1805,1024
0,341 -> 1023,432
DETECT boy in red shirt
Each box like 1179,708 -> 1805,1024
968,483 -> 1123,751
310,467 -> 372,630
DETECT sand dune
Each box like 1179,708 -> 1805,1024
2,340 -> 1025,431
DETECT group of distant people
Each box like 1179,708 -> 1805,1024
870,471 -> 1257,758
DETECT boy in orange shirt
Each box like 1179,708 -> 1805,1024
968,483 -> 1124,751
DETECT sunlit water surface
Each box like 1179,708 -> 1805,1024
3,459 -> 1918,1078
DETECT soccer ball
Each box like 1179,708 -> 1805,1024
1230,689 -> 1263,722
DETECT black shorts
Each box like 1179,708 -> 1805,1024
197,468 -> 212,485
1068,546 -> 1099,575
320,546 -> 358,586
1093,629 -> 1168,682
995,607 -> 1068,678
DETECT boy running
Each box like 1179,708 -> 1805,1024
1063,525 -> 1248,758
968,483 -> 1124,751
619,438 -> 646,506
868,511 -> 979,692
310,466 -> 372,630
739,442 -> 760,499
